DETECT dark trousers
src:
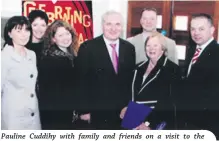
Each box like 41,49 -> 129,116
176,111 -> 219,140
40,110 -> 81,130
90,111 -> 122,130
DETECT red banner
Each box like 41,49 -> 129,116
22,0 -> 93,44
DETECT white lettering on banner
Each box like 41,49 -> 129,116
23,2 -> 91,27
0,130 -> 217,141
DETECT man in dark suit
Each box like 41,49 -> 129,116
177,13 -> 219,138
75,10 -> 136,129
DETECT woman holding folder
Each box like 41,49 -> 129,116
120,32 -> 181,130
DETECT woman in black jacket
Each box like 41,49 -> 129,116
39,20 -> 80,129
27,10 -> 48,67
120,32 -> 181,130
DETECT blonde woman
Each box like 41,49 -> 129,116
121,32 -> 181,130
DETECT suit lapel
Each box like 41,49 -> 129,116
118,39 -> 125,74
195,40 -> 216,65
135,63 -> 147,93
97,36 -> 116,74
132,56 -> 168,100
139,55 -> 167,94
132,62 -> 146,101
190,40 -> 216,69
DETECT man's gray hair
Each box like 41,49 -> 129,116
101,10 -> 123,26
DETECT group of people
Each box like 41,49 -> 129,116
1,7 -> 219,138
1,10 -> 79,130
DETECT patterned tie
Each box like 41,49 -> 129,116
191,47 -> 202,64
110,43 -> 118,73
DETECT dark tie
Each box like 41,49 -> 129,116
191,47 -> 202,64
110,43 -> 118,73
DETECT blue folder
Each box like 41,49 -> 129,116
121,101 -> 152,129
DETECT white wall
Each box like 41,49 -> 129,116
1,0 -> 22,17
92,0 -> 128,38
1,0 -> 128,39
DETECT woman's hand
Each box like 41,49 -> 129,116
120,106 -> 127,119
134,122 -> 151,130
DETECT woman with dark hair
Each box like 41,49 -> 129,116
1,16 -> 41,129
27,10 -> 48,65
39,20 -> 80,129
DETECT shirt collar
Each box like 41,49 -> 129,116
4,44 -> 32,62
197,37 -> 214,50
103,35 -> 119,46
142,32 -> 150,42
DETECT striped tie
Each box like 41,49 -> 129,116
191,48 -> 202,64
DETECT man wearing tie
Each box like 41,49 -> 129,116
177,13 -> 219,138
75,11 -> 136,129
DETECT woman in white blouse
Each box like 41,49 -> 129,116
1,16 -> 41,129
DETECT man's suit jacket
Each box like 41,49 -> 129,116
178,40 -> 219,138
127,33 -> 178,65
75,35 -> 136,119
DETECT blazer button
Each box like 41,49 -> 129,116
31,112 -> 35,116
30,94 -> 34,98
30,74 -> 34,78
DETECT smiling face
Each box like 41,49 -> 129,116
190,17 -> 214,46
53,26 -> 72,48
102,13 -> 123,41
8,24 -> 31,47
146,36 -> 164,61
140,10 -> 157,32
31,17 -> 47,42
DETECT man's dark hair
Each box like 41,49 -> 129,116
191,13 -> 213,26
